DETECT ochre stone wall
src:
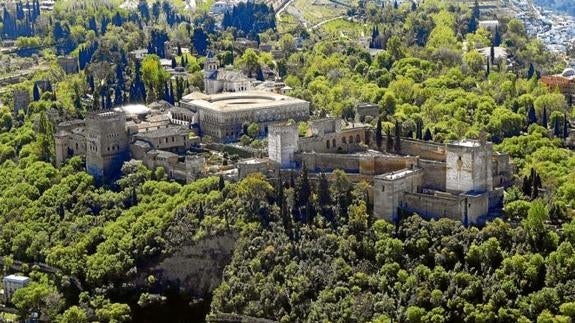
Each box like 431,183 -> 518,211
401,191 -> 489,225
296,152 -> 417,175
368,156 -> 418,175
398,139 -> 446,161
297,153 -> 360,173
402,192 -> 464,222
299,127 -> 369,154
418,159 -> 446,191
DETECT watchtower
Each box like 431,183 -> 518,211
445,139 -> 493,194
204,56 -> 218,72
268,123 -> 298,169
85,111 -> 128,179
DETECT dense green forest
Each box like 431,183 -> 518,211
0,0 -> 574,321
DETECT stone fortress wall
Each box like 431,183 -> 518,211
267,119 -> 512,225
297,152 -> 418,175
372,139 -> 505,225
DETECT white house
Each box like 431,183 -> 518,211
2,275 -> 30,303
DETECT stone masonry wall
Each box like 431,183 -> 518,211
418,159 -> 446,191
401,192 -> 464,222
398,139 -> 446,161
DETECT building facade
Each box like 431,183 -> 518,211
3,275 -> 30,303
57,56 -> 79,74
203,57 -> 253,95
85,111 -> 129,179
13,89 -> 30,114
541,68 -> 575,107
180,91 -> 310,142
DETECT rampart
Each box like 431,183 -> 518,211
398,138 -> 446,161
296,152 -> 417,175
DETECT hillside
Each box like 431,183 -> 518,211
534,0 -> 575,16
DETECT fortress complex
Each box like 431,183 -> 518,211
180,91 -> 310,142
267,119 -> 512,225
55,106 -> 202,181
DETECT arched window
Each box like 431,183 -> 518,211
326,140 -> 330,149
356,134 -> 361,143
349,136 -> 353,144
332,139 -> 336,148
342,137 -> 346,144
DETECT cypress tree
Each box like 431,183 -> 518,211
37,111 -> 54,163
218,175 -> 225,191
375,116 -> 383,149
527,63 -> 535,79
415,119 -> 423,140
563,113 -> 569,138
522,175 -> 532,198
553,116 -> 561,137
494,26 -> 502,46
114,85 -> 123,106
295,164 -> 311,210
197,203 -> 204,221
169,81 -> 175,104
318,173 -> 331,207
490,43 -> 495,64
472,0 -> 480,19
541,106 -> 548,128
423,128 -> 432,141
394,120 -> 401,153
33,83 -> 40,101
468,15 -> 477,34
527,104 -> 537,125
532,171 -> 541,199
386,128 -> 393,152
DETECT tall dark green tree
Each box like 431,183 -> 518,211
37,111 -> 54,163
423,128 -> 433,141
527,63 -> 535,79
33,83 -> 40,101
394,120 -> 401,153
192,28 -> 209,56
490,43 -> 495,64
563,113 -> 569,138
375,116 -> 383,149
386,128 -> 393,152
527,104 -> 537,125
472,0 -> 480,19
494,26 -> 502,46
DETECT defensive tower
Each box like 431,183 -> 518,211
268,123 -> 298,169
85,111 -> 128,179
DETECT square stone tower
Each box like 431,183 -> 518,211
445,140 -> 493,194
373,168 -> 424,222
268,123 -> 298,169
85,111 -> 129,179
